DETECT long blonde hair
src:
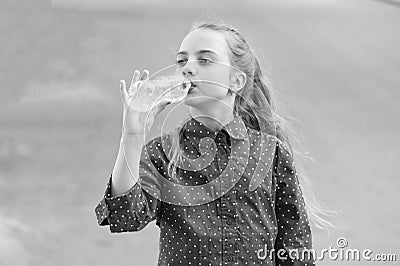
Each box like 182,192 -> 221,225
167,21 -> 336,231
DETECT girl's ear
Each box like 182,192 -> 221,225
230,71 -> 247,93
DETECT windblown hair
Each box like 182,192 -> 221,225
166,21 -> 335,231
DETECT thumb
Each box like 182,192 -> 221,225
152,99 -> 172,116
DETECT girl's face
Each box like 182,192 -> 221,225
175,29 -> 236,108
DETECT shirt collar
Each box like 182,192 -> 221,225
182,114 -> 249,141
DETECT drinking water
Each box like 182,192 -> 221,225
130,75 -> 191,112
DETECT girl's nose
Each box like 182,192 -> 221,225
182,61 -> 197,77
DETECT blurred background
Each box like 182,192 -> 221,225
0,0 -> 399,265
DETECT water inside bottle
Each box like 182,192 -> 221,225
130,75 -> 191,112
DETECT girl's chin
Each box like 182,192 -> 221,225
182,96 -> 197,106
182,95 -> 208,107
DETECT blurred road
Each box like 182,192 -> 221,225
0,0 -> 399,265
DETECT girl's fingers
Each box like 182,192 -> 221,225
127,69 -> 150,98
120,79 -> 128,103
140,69 -> 149,81
123,69 -> 150,106
129,80 -> 140,98
130,70 -> 140,88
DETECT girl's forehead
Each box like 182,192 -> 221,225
178,29 -> 229,58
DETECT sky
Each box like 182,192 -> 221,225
1,0 -> 400,265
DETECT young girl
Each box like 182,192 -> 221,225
95,22 -> 326,265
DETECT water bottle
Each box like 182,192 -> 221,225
130,75 -> 192,112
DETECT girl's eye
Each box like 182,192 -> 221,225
176,59 -> 187,67
198,58 -> 213,65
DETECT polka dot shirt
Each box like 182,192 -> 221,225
95,115 -> 314,265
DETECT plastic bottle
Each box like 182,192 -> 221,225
130,75 -> 191,112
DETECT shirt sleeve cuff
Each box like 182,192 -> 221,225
94,175 -> 140,226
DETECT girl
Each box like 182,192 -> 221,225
95,22 -> 329,265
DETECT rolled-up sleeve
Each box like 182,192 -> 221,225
273,141 -> 315,265
94,137 -> 166,233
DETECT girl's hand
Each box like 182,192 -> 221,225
119,70 -> 171,136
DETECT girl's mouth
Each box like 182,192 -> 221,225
188,81 -> 197,93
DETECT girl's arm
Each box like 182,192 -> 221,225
111,133 -> 143,196
94,72 -> 171,233
94,135 -> 164,233
273,140 -> 315,265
